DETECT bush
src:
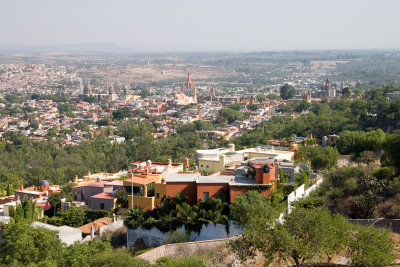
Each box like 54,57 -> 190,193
163,230 -> 190,244
154,256 -> 207,267
280,184 -> 295,196
293,196 -> 325,209
90,248 -> 151,267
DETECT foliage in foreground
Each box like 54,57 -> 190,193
229,208 -> 394,267
0,222 -> 207,267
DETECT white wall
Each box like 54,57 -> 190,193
99,219 -> 124,237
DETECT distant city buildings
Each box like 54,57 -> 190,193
174,73 -> 197,105
79,81 -> 116,103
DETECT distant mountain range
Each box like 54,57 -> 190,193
0,43 -> 141,55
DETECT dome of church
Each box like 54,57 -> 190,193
40,180 -> 50,186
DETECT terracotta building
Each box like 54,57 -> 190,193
154,163 -> 277,206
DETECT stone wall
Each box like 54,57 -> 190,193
349,219 -> 400,233
127,220 -> 242,247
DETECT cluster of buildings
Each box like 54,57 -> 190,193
65,140 -> 315,212
0,71 -> 282,145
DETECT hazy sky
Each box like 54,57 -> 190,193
1,0 -> 399,51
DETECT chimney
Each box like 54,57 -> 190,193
228,143 -> 235,153
147,160 -> 152,166
184,158 -> 189,168
145,168 -> 149,174
161,177 -> 166,184
33,186 -> 36,190
20,184 -> 24,191
130,173 -> 134,179
90,226 -> 95,239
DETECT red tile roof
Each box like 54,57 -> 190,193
73,181 -> 108,189
105,180 -> 124,186
91,192 -> 115,200
124,177 -> 153,185
79,217 -> 112,234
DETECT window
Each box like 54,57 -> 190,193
81,190 -> 84,200
100,203 -> 105,210
219,191 -> 225,202
203,192 -> 209,202
201,165 -> 203,167
73,191 -> 77,201
206,165 -> 209,168
156,193 -> 160,198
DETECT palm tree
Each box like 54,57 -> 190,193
124,208 -> 144,229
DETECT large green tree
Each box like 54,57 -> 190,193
229,208 -> 393,267
280,84 -> 296,100
1,223 -> 64,265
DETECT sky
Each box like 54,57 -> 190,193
1,0 -> 400,52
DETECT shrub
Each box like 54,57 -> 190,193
154,256 -> 207,267
163,230 -> 190,244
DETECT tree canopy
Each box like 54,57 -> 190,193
280,84 -> 296,100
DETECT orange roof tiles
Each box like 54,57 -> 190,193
124,177 -> 153,185
78,217 -> 112,234
91,192 -> 115,200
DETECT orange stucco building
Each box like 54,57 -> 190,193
154,163 -> 276,205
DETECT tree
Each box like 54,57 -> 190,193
47,127 -> 58,137
230,191 -> 280,226
115,188 -> 128,208
124,208 -> 144,229
342,87 -> 351,97
295,100 -> 311,112
348,224 -> 394,267
294,169 -> 311,187
267,93 -> 281,100
60,207 -> 86,227
280,84 -> 296,100
48,192 -> 63,216
256,94 -> 266,103
300,146 -> 339,170
140,89 -> 151,98
8,198 -> 41,223
1,223 -> 64,266
112,107 -> 132,120
278,168 -> 290,183
230,208 -> 378,267
59,238 -> 114,267
383,134 -> 400,174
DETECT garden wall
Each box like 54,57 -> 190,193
136,237 -> 234,264
127,220 -> 242,247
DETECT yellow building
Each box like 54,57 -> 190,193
124,175 -> 156,211
198,154 -> 226,173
